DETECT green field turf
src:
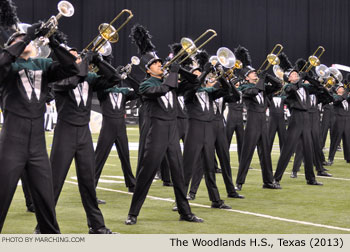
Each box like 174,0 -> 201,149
1,125 -> 350,234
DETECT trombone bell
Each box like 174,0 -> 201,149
99,23 -> 119,43
180,38 -> 196,54
257,44 -> 283,73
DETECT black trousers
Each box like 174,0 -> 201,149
128,118 -> 192,217
0,112 -> 59,233
328,115 -> 350,162
321,108 -> 335,149
189,119 -> 237,195
226,111 -> 244,163
268,113 -> 287,153
50,120 -> 105,230
236,111 -> 274,185
136,106 -> 149,177
21,170 -> 34,209
293,111 -> 325,172
95,116 -> 136,189
183,119 -> 221,202
274,110 -> 316,182
159,117 -> 189,183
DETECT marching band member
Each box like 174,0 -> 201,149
46,48 -> 118,234
273,55 -> 324,187
328,84 -> 350,164
94,60 -> 139,201
0,23 -> 78,233
125,25 -> 203,225
235,46 -> 282,191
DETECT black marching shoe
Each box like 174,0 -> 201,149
262,183 -> 279,189
273,181 -> 282,189
307,180 -> 323,186
211,201 -> 232,209
128,186 -> 135,193
125,215 -> 137,225
88,227 -> 114,234
179,214 -> 204,223
317,171 -> 332,177
323,161 -> 332,166
215,168 -> 222,173
172,203 -> 178,212
97,199 -> 106,204
163,182 -> 173,187
186,193 -> 196,200
27,204 -> 35,213
33,227 -> 41,234
227,192 -> 245,199
235,183 -> 242,191
290,172 -> 297,178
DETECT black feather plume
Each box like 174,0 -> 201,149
194,50 -> 209,70
294,58 -> 307,72
234,45 -> 252,67
129,24 -> 155,55
0,0 -> 19,27
278,52 -> 293,72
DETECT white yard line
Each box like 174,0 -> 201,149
64,180 -> 350,232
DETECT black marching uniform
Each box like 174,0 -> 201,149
49,55 -> 118,233
189,80 -> 241,198
183,74 -> 230,207
95,85 -> 137,191
126,67 -> 200,223
328,91 -> 350,163
226,89 -> 244,163
236,73 -> 281,189
274,76 -> 322,185
267,92 -> 287,153
291,90 -> 332,176
0,32 -> 78,233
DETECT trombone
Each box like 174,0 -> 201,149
82,9 -> 133,55
257,44 -> 283,73
162,29 -> 217,70
300,46 -> 325,72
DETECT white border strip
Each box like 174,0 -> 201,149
65,180 -> 350,232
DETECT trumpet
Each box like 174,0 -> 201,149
257,44 -> 283,73
120,56 -> 140,79
82,9 -> 133,55
162,29 -> 217,70
273,65 -> 285,81
18,1 -> 74,58
300,46 -> 325,72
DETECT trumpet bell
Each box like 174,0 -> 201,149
99,23 -> 119,43
131,56 -> 140,65
315,64 -> 330,78
216,47 -> 236,69
180,38 -> 196,54
57,1 -> 74,17
209,56 -> 218,66
273,65 -> 284,80
267,54 -> 280,65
